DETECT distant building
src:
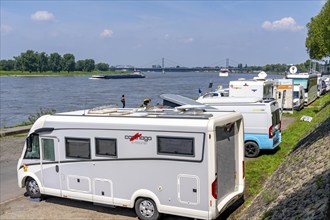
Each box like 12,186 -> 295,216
152,65 -> 162,69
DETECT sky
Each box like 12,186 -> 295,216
0,0 -> 327,68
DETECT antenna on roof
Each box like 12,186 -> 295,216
289,66 -> 297,74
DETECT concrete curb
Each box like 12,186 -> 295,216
0,125 -> 31,137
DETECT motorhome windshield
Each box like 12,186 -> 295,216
293,79 -> 308,91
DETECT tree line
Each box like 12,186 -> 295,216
0,50 -> 319,74
0,50 -> 110,72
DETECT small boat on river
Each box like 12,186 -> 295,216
219,68 -> 229,77
90,71 -> 145,79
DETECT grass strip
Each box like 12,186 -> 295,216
244,92 -> 330,204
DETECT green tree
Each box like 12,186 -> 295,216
14,56 -> 23,71
95,62 -> 109,71
37,52 -> 49,72
75,60 -> 85,71
306,0 -> 330,60
20,50 -> 39,72
49,52 -> 62,72
84,59 -> 95,72
62,53 -> 75,72
0,59 -> 16,71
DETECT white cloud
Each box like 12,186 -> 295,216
182,37 -> 194,43
31,11 -> 55,21
1,24 -> 13,34
100,29 -> 113,38
262,17 -> 304,32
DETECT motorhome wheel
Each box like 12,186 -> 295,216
245,141 -> 260,158
26,178 -> 41,198
135,198 -> 160,220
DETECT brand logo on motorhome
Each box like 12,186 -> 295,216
125,133 -> 152,142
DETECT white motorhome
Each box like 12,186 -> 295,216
273,79 -> 294,113
286,73 -> 318,105
229,79 -> 274,100
17,107 -> 244,220
293,85 -> 305,111
161,94 -> 281,158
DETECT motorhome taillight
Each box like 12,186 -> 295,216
212,178 -> 217,199
268,125 -> 273,139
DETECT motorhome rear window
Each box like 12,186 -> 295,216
95,138 -> 117,157
65,138 -> 91,159
272,109 -> 281,126
157,137 -> 194,156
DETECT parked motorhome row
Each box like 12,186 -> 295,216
161,94 -> 282,158
18,107 -> 245,220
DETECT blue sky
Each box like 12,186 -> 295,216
0,0 -> 326,67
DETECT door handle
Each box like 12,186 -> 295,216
55,165 -> 59,173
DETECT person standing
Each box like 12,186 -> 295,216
198,88 -> 202,96
121,95 -> 126,108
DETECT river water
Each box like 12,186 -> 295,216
0,72 -> 284,127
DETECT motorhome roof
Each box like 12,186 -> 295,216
55,106 -> 234,120
286,73 -> 317,79
198,97 -> 263,104
230,80 -> 273,85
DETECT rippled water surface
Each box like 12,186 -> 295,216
0,72 -> 284,127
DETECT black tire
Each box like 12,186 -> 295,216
245,141 -> 260,158
135,198 -> 160,220
26,178 -> 41,198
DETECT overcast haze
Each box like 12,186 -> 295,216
0,0 -> 326,67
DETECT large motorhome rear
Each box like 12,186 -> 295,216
17,107 -> 244,220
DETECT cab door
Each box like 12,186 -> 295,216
41,137 -> 61,196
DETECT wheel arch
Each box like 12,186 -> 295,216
130,189 -> 161,211
244,137 -> 260,148
21,173 -> 43,193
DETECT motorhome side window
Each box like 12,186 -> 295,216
65,138 -> 91,159
42,138 -> 55,161
157,137 -> 194,156
95,138 -> 117,157
24,133 -> 40,159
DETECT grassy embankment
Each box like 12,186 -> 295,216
0,70 -> 131,77
244,92 -> 330,205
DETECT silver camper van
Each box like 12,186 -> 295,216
17,106 -> 245,220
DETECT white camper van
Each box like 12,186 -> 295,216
229,79 -> 274,100
160,94 -> 281,158
293,85 -> 305,111
17,107 -> 245,220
